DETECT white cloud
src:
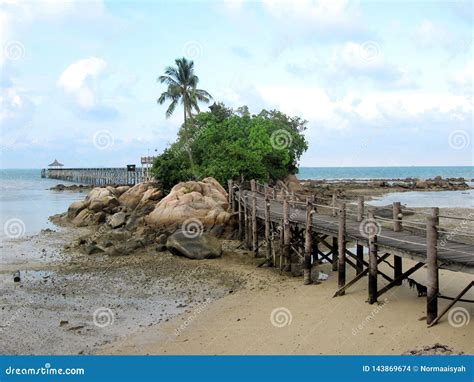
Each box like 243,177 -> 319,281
255,85 -> 472,130
58,57 -> 107,109
57,57 -> 118,120
449,60 -> 474,94
261,0 -> 367,40
414,20 -> 452,48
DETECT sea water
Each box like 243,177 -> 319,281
0,167 -> 472,239
297,166 -> 474,181
0,169 -> 85,240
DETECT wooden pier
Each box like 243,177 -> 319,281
230,180 -> 474,327
41,167 -> 146,186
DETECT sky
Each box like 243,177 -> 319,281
0,0 -> 472,169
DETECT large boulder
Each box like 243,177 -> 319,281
86,187 -> 112,202
119,182 -> 162,210
107,211 -> 128,228
166,231 -> 222,260
146,177 -> 229,227
67,200 -> 89,219
72,209 -> 105,227
284,174 -> 303,193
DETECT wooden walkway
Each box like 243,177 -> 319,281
229,180 -> 474,327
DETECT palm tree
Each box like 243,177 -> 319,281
157,57 -> 212,124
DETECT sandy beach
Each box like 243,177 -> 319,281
102,240 -> 473,355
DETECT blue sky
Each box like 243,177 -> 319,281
0,0 -> 472,169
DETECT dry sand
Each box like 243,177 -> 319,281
102,241 -> 473,355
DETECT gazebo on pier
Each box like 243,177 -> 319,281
48,159 -> 64,169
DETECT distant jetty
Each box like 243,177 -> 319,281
41,157 -> 155,186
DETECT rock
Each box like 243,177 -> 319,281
155,244 -> 167,252
73,209 -> 105,226
146,177 -> 230,227
90,195 -> 119,212
156,233 -> 168,245
86,187 -> 112,202
85,243 -> 105,255
415,180 -> 428,189
284,174 -> 303,193
119,182 -> 161,210
107,212 -> 128,228
67,200 -> 89,219
116,186 -> 131,195
166,231 -> 222,260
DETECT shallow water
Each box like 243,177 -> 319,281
0,169 -> 85,239
368,189 -> 474,208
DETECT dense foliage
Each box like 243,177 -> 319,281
151,103 -> 308,192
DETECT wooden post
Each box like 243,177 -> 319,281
357,196 -> 364,222
228,179 -> 233,211
264,187 -> 272,265
356,241 -> 364,274
368,210 -> 378,304
337,203 -> 346,293
332,237 -> 338,271
250,180 -> 258,256
332,194 -> 337,217
426,209 -> 439,325
304,197 -> 313,285
279,219 -> 284,271
283,193 -> 291,271
244,194 -> 250,249
393,201 -> 402,285
238,185 -> 243,240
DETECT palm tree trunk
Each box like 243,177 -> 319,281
182,98 -> 195,175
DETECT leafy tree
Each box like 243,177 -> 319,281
151,103 -> 308,189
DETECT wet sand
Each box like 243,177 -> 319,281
0,229 -> 241,355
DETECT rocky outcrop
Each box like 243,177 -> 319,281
65,182 -> 163,228
166,231 -> 222,260
146,177 -> 230,227
284,174 -> 303,193
119,182 -> 162,210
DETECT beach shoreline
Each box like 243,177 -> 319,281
101,241 -> 473,355
1,182 -> 472,355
